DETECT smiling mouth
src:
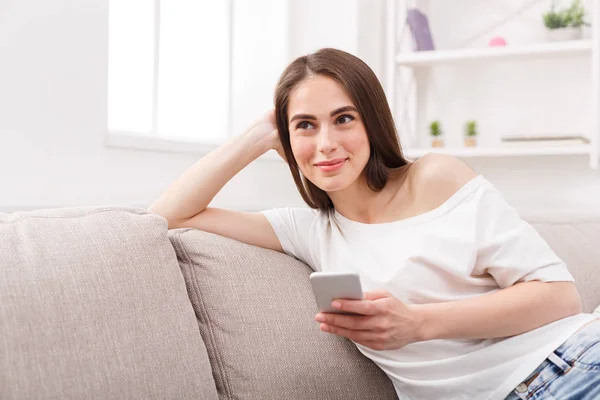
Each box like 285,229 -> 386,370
315,158 -> 348,172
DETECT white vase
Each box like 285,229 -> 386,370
546,27 -> 582,41
582,25 -> 592,39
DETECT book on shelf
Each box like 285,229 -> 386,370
500,134 -> 590,147
406,9 -> 435,51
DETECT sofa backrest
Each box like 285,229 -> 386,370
169,228 -> 399,400
0,207 -> 218,400
166,212 -> 600,400
1,205 -> 595,400
526,213 -> 600,313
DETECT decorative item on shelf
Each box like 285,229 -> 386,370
582,22 -> 592,39
429,120 -> 443,148
488,37 -> 507,47
464,121 -> 478,147
568,0 -> 586,30
542,0 -> 585,41
500,134 -> 590,147
407,8 -> 435,51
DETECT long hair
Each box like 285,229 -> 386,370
274,48 -> 410,211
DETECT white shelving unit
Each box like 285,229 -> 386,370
385,0 -> 600,169
404,144 -> 593,159
395,39 -> 592,67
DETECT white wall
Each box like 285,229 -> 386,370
0,0 -> 598,213
408,0 -> 600,211
0,0 -> 300,212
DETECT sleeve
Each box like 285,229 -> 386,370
260,207 -> 318,266
472,182 -> 574,288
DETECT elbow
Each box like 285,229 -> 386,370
147,204 -> 180,230
147,205 -> 168,223
540,282 -> 582,321
568,294 -> 583,316
153,214 -> 186,230
147,201 -> 162,217
562,283 -> 583,317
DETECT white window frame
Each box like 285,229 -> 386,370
105,0 -> 284,162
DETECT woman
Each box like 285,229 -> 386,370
149,48 -> 599,400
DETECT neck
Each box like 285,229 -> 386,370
328,166 -> 409,224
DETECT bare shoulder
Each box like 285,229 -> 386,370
407,153 -> 478,205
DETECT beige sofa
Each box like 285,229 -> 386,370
1,206 -> 599,399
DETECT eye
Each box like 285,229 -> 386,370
336,114 -> 354,124
296,121 -> 315,130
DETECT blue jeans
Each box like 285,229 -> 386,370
505,318 -> 600,400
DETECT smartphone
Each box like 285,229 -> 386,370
309,271 -> 363,315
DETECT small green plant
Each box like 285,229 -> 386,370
543,10 -> 569,29
465,120 -> 477,137
429,120 -> 442,137
569,0 -> 585,27
543,0 -> 585,29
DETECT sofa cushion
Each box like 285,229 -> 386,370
526,213 -> 600,313
169,228 -> 398,400
0,207 -> 217,400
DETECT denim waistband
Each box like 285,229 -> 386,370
509,318 -> 600,400
523,318 -> 600,382
552,318 -> 600,362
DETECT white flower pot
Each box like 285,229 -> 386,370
582,25 -> 592,39
546,27 -> 582,41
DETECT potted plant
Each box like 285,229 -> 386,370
570,1 -> 585,25
429,120 -> 443,148
464,120 -> 477,147
543,0 -> 585,41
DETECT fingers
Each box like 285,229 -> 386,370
331,290 -> 394,314
331,298 -> 378,315
265,109 -> 276,124
315,313 -> 376,331
274,139 -> 287,161
363,289 -> 391,301
319,324 -> 385,345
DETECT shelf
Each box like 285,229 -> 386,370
404,144 -> 593,159
395,40 -> 592,67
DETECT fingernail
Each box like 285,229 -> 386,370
332,301 -> 341,309
315,314 -> 325,322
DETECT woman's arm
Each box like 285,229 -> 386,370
416,280 -> 582,341
148,111 -> 287,252
149,112 -> 279,226
403,154 -> 582,340
315,281 -> 582,350
315,154 -> 583,350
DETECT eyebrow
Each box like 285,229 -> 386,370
330,106 -> 358,117
289,106 -> 358,123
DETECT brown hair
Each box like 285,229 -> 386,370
274,48 -> 410,211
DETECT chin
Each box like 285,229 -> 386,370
309,173 -> 355,193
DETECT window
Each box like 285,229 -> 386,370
108,0 -> 288,152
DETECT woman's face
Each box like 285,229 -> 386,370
287,75 -> 370,193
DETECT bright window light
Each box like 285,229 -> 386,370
108,0 -> 154,133
108,0 -> 231,143
157,1 -> 230,142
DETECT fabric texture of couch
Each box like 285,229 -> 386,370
1,206 -> 599,399
170,228 -> 397,399
0,207 -> 218,399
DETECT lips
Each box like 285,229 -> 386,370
315,158 -> 347,166
315,158 -> 347,172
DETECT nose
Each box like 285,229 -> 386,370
317,124 -> 337,154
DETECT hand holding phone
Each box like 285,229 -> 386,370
309,272 -> 363,315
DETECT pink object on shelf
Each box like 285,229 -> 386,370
489,37 -> 507,47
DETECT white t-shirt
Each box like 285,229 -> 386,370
262,175 -> 596,400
